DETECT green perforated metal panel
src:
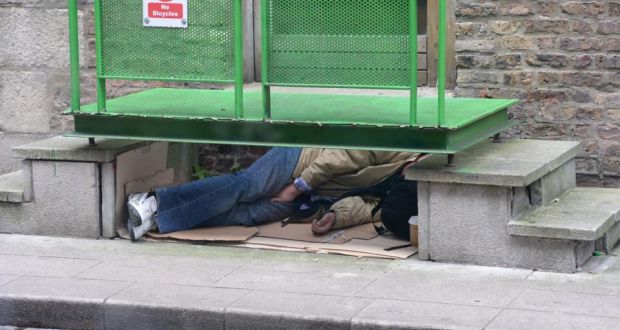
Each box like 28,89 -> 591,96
99,0 -> 234,81
266,0 -> 412,88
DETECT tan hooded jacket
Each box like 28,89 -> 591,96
291,149 -> 420,229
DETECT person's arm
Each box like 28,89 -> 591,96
298,150 -> 376,191
312,196 -> 379,234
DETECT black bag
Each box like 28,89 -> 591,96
370,180 -> 418,240
338,161 -> 420,240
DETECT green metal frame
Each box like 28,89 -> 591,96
66,0 -> 517,154
259,0 -> 447,127
69,0 -> 246,117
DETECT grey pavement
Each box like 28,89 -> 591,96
0,234 -> 620,329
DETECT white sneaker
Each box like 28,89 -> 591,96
127,193 -> 157,227
129,214 -> 158,242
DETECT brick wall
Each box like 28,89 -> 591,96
454,0 -> 620,187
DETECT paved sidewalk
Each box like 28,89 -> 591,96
0,234 -> 619,330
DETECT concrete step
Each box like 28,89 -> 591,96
0,171 -> 26,203
508,188 -> 620,241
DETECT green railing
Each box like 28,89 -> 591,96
68,0 -> 449,127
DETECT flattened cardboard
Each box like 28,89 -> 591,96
257,222 -> 378,244
115,142 -> 169,234
125,168 -> 175,195
242,234 -> 417,259
148,226 -> 258,242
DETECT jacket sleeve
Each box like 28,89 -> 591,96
299,150 -> 375,189
330,196 -> 380,230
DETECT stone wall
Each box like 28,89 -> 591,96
1,0 -> 619,182
454,0 -> 620,187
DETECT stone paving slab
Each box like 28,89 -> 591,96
226,291 -> 372,330
486,309 -> 620,330
352,299 -> 501,330
0,276 -> 131,330
508,288 -> 620,319
356,270 -> 529,308
0,254 -> 100,277
0,234 -> 619,329
106,283 -> 250,330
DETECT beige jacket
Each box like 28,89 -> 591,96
292,149 -> 420,229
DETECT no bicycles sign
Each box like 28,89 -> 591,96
143,0 -> 188,28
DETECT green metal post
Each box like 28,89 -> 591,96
94,0 -> 106,112
68,0 -> 80,112
409,0 -> 418,126
260,0 -> 271,118
437,0 -> 447,127
234,0 -> 244,118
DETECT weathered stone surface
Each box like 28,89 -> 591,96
352,299 -> 500,330
487,309 -> 620,330
419,182 -> 593,272
406,139 -> 581,187
0,7 -> 84,69
0,133 -> 51,174
12,136 -> 148,162
106,283 -> 248,330
0,171 -> 24,203
0,161 -> 100,237
508,188 -> 620,240
227,291 -> 371,330
0,276 -> 129,330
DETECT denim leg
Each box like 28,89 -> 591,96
205,199 -> 296,227
155,147 -> 302,233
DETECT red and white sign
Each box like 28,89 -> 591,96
143,0 -> 188,28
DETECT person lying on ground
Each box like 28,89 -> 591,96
127,147 -> 420,241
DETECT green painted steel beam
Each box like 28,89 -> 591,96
67,109 -> 512,154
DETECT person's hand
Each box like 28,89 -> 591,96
312,212 -> 336,234
271,184 -> 302,203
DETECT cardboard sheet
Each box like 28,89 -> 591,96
115,143 -> 169,235
125,168 -> 175,195
257,222 -> 378,244
240,235 -> 417,259
148,226 -> 258,242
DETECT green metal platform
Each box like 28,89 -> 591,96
68,88 -> 516,153
66,0 -> 519,154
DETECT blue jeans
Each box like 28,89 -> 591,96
155,147 -> 303,233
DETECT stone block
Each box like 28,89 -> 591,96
421,182 -> 591,272
508,188 -> 620,241
0,276 -> 129,330
0,171 -> 24,203
105,283 -> 248,330
0,133 -> 51,174
406,139 -> 581,187
352,299 -> 500,330
226,291 -> 371,330
100,162 -> 116,238
12,136 -> 148,162
539,159 -> 576,205
0,161 -> 100,238
0,7 -> 85,69
603,221 -> 620,252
